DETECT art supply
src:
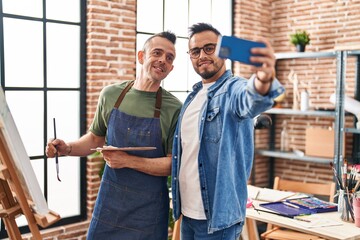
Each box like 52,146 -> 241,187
283,201 -> 300,209
329,161 -> 359,222
252,205 -> 310,221
300,90 -> 309,111
53,118 -> 61,182
330,162 -> 343,189
342,159 -> 348,189
293,216 -> 311,223
353,197 -> 360,227
339,188 -> 354,222
259,201 -> 313,217
354,179 -> 360,193
90,146 -> 156,152
286,197 -> 337,213
254,207 -> 312,223
280,121 -> 289,152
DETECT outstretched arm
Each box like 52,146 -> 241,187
46,131 -> 105,157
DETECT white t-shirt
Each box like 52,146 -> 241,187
179,82 -> 215,220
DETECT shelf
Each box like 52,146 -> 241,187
256,50 -> 359,181
275,51 -> 336,60
344,128 -> 360,134
265,108 -> 336,117
347,50 -> 360,56
255,149 -> 332,164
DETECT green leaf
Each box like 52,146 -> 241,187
290,30 -> 310,46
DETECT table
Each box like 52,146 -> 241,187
244,200 -> 360,240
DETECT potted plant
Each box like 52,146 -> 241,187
290,30 -> 310,52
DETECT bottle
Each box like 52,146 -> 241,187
300,90 -> 309,111
280,121 -> 290,152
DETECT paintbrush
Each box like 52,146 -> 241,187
343,159 -> 348,188
53,118 -> 61,182
354,179 -> 360,193
330,162 -> 343,189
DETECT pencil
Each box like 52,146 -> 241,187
294,216 -> 311,223
283,201 -> 300,209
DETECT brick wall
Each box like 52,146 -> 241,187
86,0 -> 136,126
18,0 -> 360,239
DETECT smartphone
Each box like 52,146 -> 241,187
216,35 -> 266,66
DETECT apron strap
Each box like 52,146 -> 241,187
113,80 -> 162,118
114,81 -> 134,109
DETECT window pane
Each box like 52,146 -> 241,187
46,0 -> 80,22
212,0 -> 232,35
189,0 -> 212,26
163,38 -> 189,91
47,23 -> 80,88
47,91 -> 80,217
47,91 -> 80,142
164,0 -> 188,37
135,33 -> 150,76
3,0 -> 42,18
136,0 -> 163,33
47,156 -> 81,217
3,18 -> 43,87
5,91 -> 44,156
171,92 -> 188,104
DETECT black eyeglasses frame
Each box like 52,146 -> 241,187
187,43 -> 217,59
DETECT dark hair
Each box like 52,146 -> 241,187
142,31 -> 176,50
188,23 -> 221,39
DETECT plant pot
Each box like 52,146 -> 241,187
296,44 -> 306,52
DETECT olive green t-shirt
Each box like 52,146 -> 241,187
89,81 -> 182,154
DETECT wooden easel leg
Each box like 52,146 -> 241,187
3,217 -> 23,240
26,217 -> 42,240
0,179 -> 22,239
0,178 -> 42,239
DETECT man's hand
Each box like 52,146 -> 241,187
101,148 -> 130,169
46,138 -> 69,157
250,37 -> 276,83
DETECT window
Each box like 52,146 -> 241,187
0,0 -> 86,237
136,0 -> 233,102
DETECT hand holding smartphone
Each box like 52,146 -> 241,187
216,35 -> 266,67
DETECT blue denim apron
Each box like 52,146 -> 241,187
87,81 -> 169,240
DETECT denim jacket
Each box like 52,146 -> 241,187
171,70 -> 284,233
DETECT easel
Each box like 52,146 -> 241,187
0,129 -> 60,239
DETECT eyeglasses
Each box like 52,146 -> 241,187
188,43 -> 217,59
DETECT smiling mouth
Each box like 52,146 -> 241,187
153,64 -> 165,72
199,61 -> 212,67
